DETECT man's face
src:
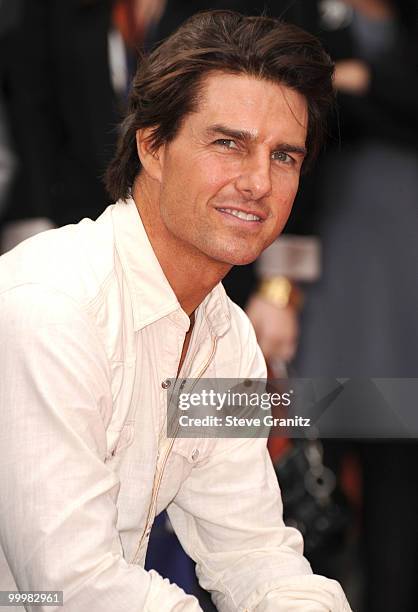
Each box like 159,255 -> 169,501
155,72 -> 308,266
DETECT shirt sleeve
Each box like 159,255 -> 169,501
167,313 -> 352,611
0,284 -> 202,611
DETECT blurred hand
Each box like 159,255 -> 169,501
246,293 -> 299,364
334,60 -> 370,95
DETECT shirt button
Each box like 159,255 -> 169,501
191,448 -> 199,461
145,528 -> 151,538
161,379 -> 171,389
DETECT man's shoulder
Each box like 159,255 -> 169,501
0,206 -> 116,307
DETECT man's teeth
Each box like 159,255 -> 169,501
218,208 -> 261,221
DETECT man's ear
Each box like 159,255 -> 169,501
136,128 -> 165,182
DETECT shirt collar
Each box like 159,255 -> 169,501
111,198 -> 231,336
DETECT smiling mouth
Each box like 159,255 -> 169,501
216,208 -> 263,222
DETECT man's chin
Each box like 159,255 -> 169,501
202,237 -> 265,267
215,248 -> 261,267
230,254 -> 259,266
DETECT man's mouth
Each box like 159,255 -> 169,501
216,207 -> 263,222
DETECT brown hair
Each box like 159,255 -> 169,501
105,10 -> 334,202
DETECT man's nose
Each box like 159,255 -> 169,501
235,151 -> 272,200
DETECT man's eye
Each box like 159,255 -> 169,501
272,151 -> 293,164
214,139 -> 238,150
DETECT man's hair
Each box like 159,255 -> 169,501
105,10 -> 334,202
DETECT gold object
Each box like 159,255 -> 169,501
258,276 -> 303,310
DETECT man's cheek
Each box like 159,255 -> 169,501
274,195 -> 294,227
282,185 -> 299,220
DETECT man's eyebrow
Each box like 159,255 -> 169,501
205,124 -> 307,156
205,124 -> 257,143
276,142 -> 307,157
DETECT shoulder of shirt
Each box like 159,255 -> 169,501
0,205 -> 116,310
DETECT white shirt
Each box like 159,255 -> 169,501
0,199 -> 351,611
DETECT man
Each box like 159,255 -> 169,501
0,10 -> 351,611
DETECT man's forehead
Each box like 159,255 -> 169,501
192,71 -> 308,144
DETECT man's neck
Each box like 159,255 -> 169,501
132,180 -> 231,316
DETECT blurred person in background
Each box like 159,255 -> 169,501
0,0 -> 165,252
